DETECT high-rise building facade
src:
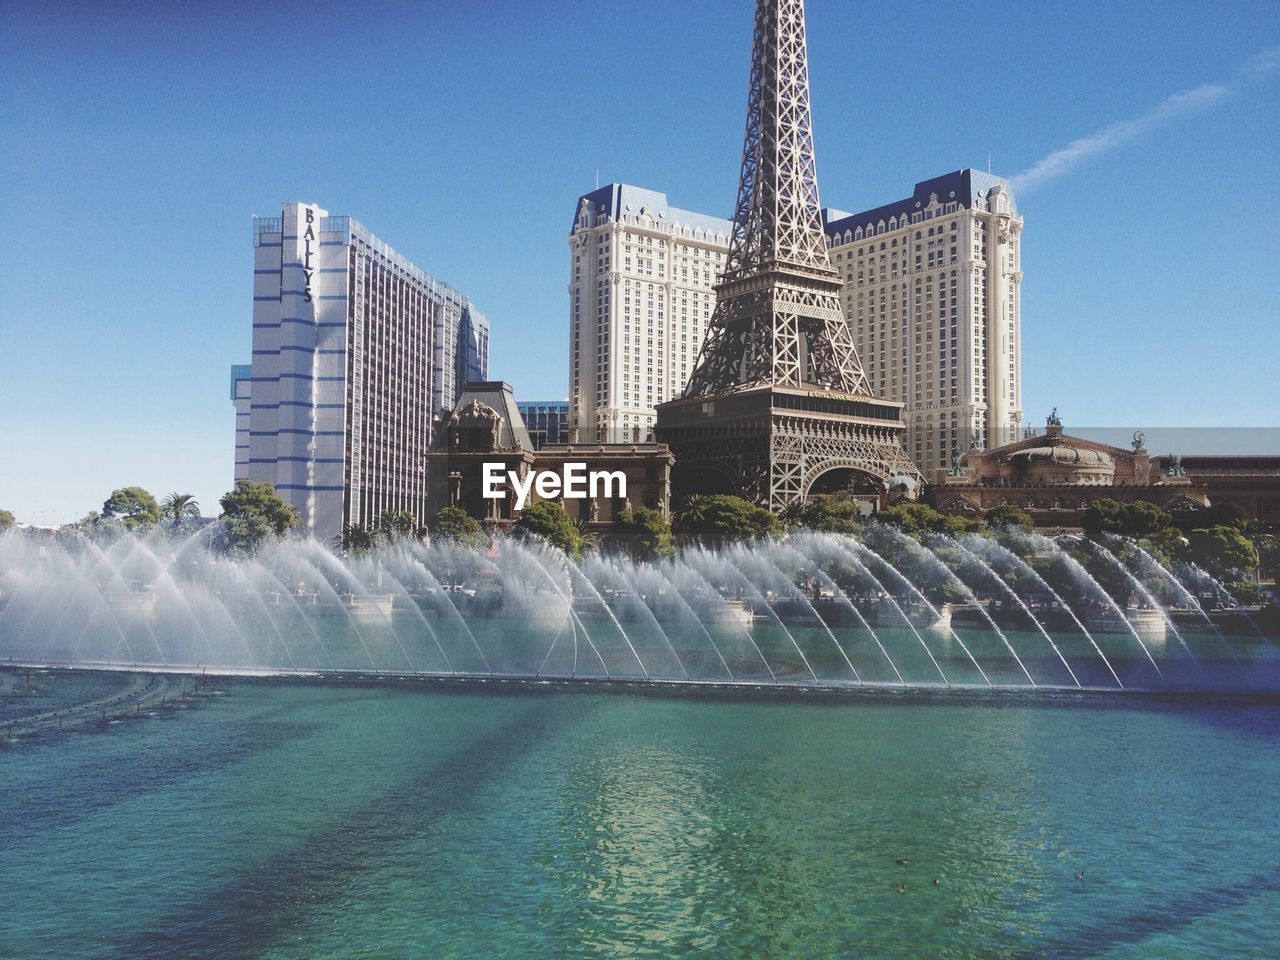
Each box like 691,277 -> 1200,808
517,400 -> 570,449
236,202 -> 488,541
568,185 -> 732,443
823,170 -> 1023,471
568,170 -> 1022,472
230,363 -> 252,479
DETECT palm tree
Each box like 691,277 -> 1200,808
160,492 -> 200,527
573,515 -> 604,554
1232,518 -> 1276,551
778,500 -> 810,529
671,494 -> 710,533
1232,518 -> 1277,580
377,509 -> 418,541
332,523 -> 382,554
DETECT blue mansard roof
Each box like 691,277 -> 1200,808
821,169 -> 1015,237
571,184 -> 733,238
571,171 -> 1012,244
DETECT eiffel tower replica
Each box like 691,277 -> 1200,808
655,0 -> 922,511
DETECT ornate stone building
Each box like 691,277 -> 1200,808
426,382 -> 673,531
1159,455 -> 1280,527
932,412 -> 1213,529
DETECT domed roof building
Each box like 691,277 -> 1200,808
1003,440 -> 1115,485
930,410 -> 1211,529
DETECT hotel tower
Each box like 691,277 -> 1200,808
234,202 -> 488,541
567,185 -> 733,444
568,171 -> 1023,472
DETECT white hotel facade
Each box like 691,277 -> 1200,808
568,171 -> 1023,472
234,202 -> 488,541
568,185 -> 732,444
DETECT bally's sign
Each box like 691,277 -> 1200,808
302,206 -> 318,303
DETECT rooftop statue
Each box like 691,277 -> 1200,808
1047,407 -> 1062,427
1132,430 -> 1146,452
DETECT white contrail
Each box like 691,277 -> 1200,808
1010,45 -> 1279,194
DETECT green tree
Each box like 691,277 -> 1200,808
984,503 -> 1034,532
513,501 -> 584,557
428,507 -> 485,547
674,494 -> 780,542
671,494 -> 710,531
1187,525 -> 1259,578
220,480 -> 302,535
613,507 -> 675,561
218,513 -> 274,556
1144,527 -> 1191,568
1125,501 -> 1173,537
159,492 -> 201,527
333,523 -> 382,553
1225,578 -> 1262,605
874,502 -> 940,535
1081,499 -> 1171,538
1080,499 -> 1126,536
0,508 -> 14,532
875,502 -> 985,537
1230,519 -> 1276,574
101,486 -> 161,530
377,509 -> 418,541
777,499 -> 809,529
69,510 -> 100,531
217,480 -> 302,554
784,494 -> 866,535
573,515 -> 605,554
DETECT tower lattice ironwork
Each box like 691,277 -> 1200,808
685,0 -> 867,398
655,0 -> 922,510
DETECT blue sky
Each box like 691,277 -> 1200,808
2,0 -> 1277,523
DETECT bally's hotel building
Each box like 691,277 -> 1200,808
233,202 -> 488,541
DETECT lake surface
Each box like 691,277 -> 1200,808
3,669 -> 1279,959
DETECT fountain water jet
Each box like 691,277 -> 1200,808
503,542 -> 612,679
948,535 -> 1082,688
964,535 -> 1124,691
582,555 -> 689,680
845,536 -> 991,686
658,557 -> 777,682
767,539 -> 903,684
801,534 -> 951,685
683,546 -> 818,683
1112,536 -> 1247,679
909,533 -> 1036,687
0,529 -> 1272,693
624,562 -> 735,681
1081,539 -> 1210,687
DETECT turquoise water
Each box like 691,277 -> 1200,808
3,671 -> 1280,958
